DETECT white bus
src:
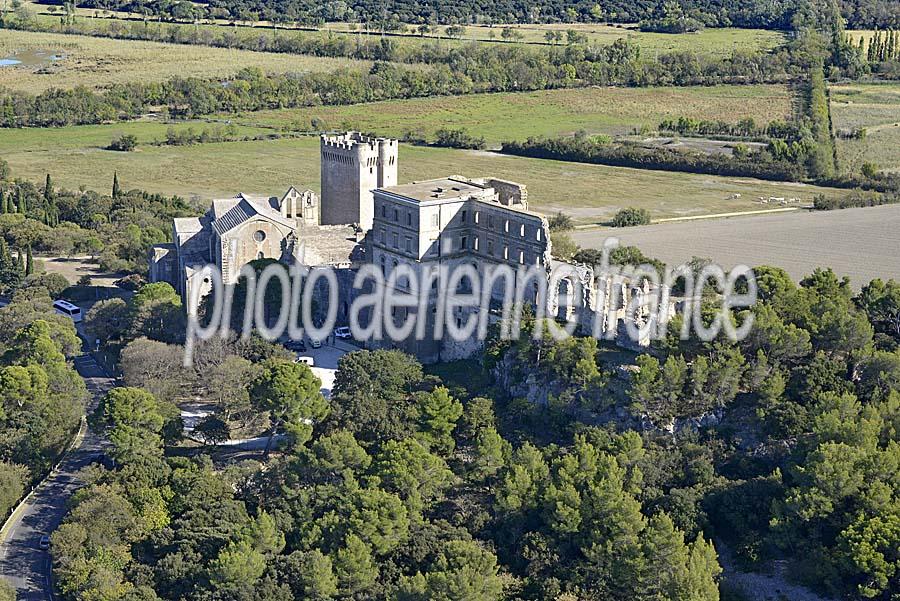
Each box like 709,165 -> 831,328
53,300 -> 83,323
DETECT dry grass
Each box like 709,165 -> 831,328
830,82 -> 900,174
0,132 -> 844,224
235,84 -> 795,144
0,28 -> 370,93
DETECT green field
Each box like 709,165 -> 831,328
830,82 -> 900,175
231,84 -> 794,144
0,130 -> 843,223
0,28 -> 370,93
18,1 -> 785,59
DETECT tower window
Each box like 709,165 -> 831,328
253,230 -> 266,243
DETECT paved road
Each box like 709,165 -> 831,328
0,354 -> 114,600
572,204 -> 900,288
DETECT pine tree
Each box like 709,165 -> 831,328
25,246 -> 33,277
112,171 -> 121,198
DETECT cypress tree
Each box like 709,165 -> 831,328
16,248 -> 25,274
112,171 -> 121,198
43,173 -> 53,202
25,246 -> 33,276
16,187 -> 25,214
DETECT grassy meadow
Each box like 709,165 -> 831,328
830,82 -> 900,175
231,84 -> 794,144
0,28 -> 370,92
0,131 -> 843,223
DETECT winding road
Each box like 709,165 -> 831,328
0,354 -> 114,600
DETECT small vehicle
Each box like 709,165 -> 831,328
295,356 -> 315,367
309,338 -> 322,349
334,327 -> 352,340
39,535 -> 50,550
53,300 -> 83,323
283,339 -> 307,352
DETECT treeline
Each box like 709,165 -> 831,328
56,0 -> 900,30
658,115 -> 800,141
813,188 -> 900,209
501,134 -> 808,181
0,40 -> 802,128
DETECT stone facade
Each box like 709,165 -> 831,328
369,176 -> 552,363
320,132 -> 398,230
150,131 -> 663,363
149,187 -> 358,305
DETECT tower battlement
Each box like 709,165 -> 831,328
320,132 -> 398,230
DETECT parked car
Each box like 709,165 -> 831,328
283,339 -> 307,352
295,356 -> 315,367
39,535 -> 50,550
334,327 -> 352,340
309,338 -> 322,349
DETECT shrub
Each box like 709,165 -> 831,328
612,207 -> 651,227
107,134 -> 137,152
433,128 -> 486,150
548,212 -> 574,232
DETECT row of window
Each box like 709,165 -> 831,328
376,202 -> 543,243
377,226 -> 540,266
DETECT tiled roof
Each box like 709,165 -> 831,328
210,195 -> 294,235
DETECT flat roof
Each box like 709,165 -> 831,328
379,177 -> 489,203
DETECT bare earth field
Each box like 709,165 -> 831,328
0,29 -> 370,92
571,204 -> 900,287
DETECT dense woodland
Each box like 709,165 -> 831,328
28,254 -> 900,601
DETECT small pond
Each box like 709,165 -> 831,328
0,49 -> 65,68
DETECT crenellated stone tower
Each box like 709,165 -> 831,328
320,132 -> 398,231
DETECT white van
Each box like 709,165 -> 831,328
295,356 -> 315,367
53,300 -> 83,323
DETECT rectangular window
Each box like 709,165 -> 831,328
461,236 -> 468,250
474,211 -> 480,224
520,224 -> 526,237
431,213 -> 439,228
381,204 -> 387,218
489,215 -> 494,228
473,236 -> 479,251
488,240 -> 494,256
407,212 -> 412,226
392,233 -> 399,248
503,245 -> 509,260
405,237 -> 412,252
379,229 -> 386,244
461,210 -> 467,223
519,250 -> 525,264
504,219 -> 510,233
394,209 -> 399,222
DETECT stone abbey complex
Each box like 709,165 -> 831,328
150,132 -> 662,362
